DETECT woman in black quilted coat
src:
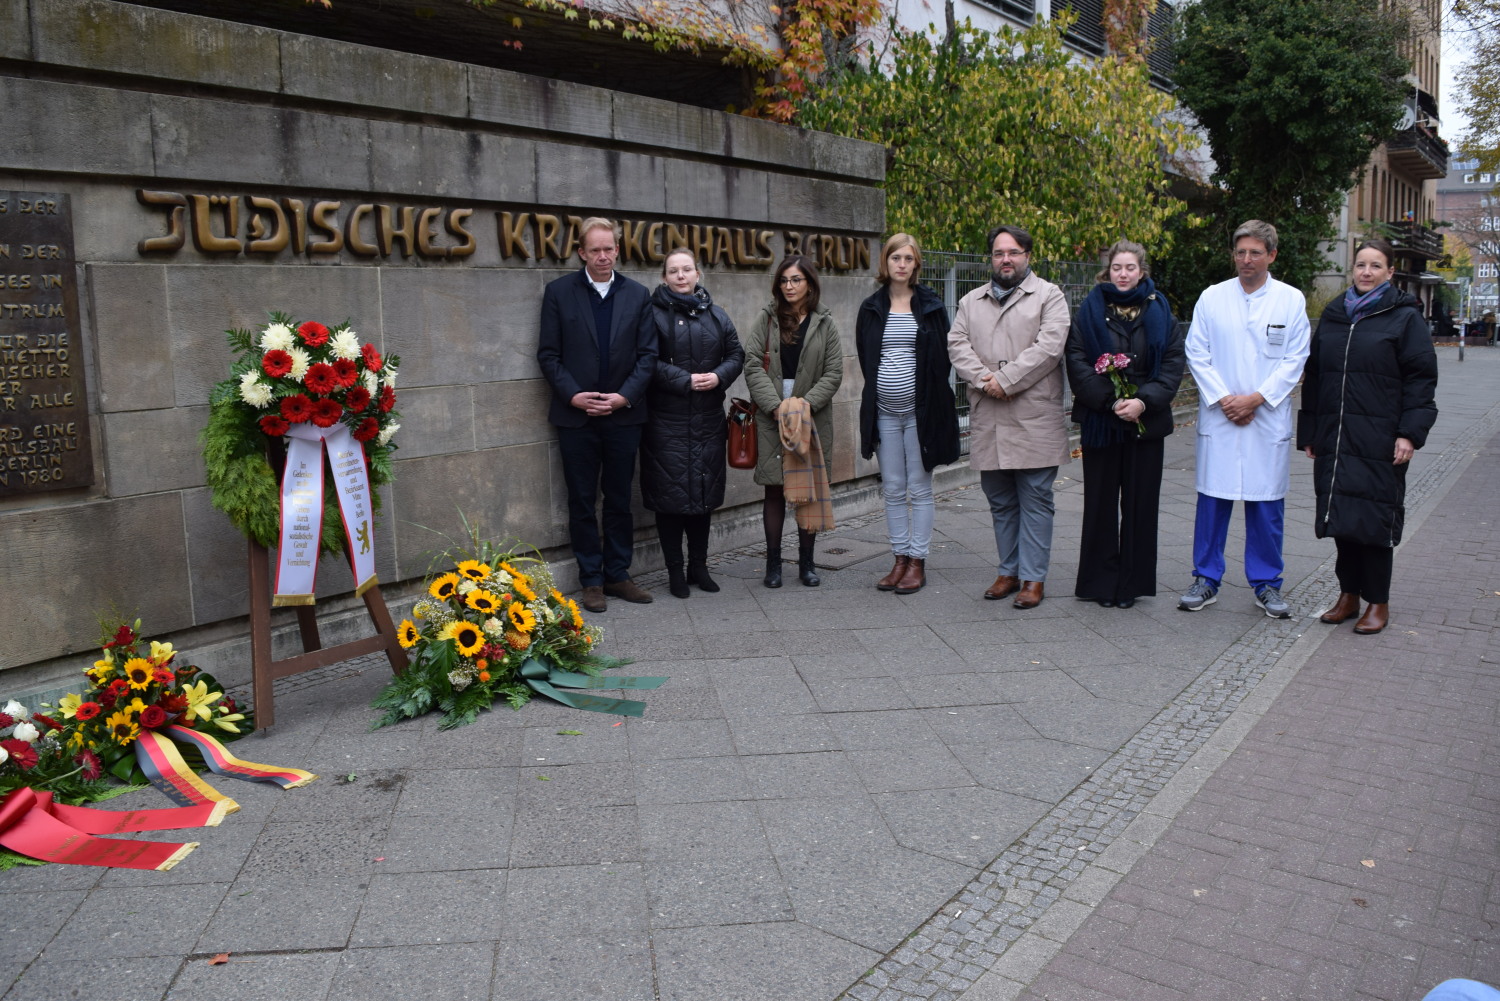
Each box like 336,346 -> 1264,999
1297,238 -> 1438,635
640,248 -> 745,598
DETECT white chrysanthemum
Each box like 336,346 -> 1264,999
377,422 -> 400,446
260,323 -> 295,352
381,366 -> 398,390
239,371 -> 273,408
361,370 -> 380,394
483,616 -> 505,637
329,329 -> 362,361
457,579 -> 477,595
286,346 -> 311,381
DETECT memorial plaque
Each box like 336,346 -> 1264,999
0,192 -> 92,496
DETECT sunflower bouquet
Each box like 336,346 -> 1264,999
52,619 -> 248,783
202,312 -> 401,555
372,547 -> 611,730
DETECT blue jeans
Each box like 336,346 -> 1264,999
876,412 -> 934,559
557,421 -> 642,587
980,466 -> 1057,582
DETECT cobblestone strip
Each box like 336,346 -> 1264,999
839,401 -> 1500,1001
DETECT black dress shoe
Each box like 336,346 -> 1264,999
1115,597 -> 1136,609
1097,598 -> 1116,608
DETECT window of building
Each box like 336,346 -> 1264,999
1483,173 -> 1494,184
1466,174 -> 1477,183
974,0 -> 1037,23
1479,262 -> 1499,278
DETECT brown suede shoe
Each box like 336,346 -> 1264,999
581,585 -> 607,613
1319,591 -> 1361,624
1353,602 -> 1388,634
876,556 -> 910,592
984,575 -> 1020,600
604,578 -> 655,604
1013,580 -> 1044,609
894,557 -> 926,595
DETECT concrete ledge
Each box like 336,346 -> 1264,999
1,0 -> 31,61
281,32 -> 467,118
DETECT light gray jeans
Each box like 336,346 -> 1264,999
980,466 -> 1057,582
877,412 -> 934,559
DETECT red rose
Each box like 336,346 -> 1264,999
280,395 -> 313,423
97,690 -> 117,709
259,414 -> 290,437
298,321 -> 330,347
2,739 -> 37,770
0,713 -> 12,730
75,701 -> 102,721
362,343 -> 384,372
332,358 -> 360,388
304,362 -> 338,395
74,749 -> 103,781
352,416 -> 380,442
139,705 -> 168,729
159,694 -> 188,715
262,349 -> 293,378
378,385 -> 396,413
311,398 -> 343,428
104,624 -> 135,649
31,713 -> 60,732
344,386 -> 372,412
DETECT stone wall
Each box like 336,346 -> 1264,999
0,0 -> 887,685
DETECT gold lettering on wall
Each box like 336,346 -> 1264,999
535,214 -> 563,260
345,204 -> 379,256
445,209 -> 477,258
246,196 -> 290,254
136,190 -> 186,253
309,201 -> 344,255
189,194 -> 241,254
377,205 -> 416,257
499,212 -> 531,260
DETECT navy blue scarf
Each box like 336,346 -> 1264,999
1075,277 -> 1174,448
1343,281 -> 1391,325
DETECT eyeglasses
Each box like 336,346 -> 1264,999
991,250 -> 1028,260
778,276 -> 807,286
1233,249 -> 1268,261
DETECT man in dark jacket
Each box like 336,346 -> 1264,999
537,218 -> 658,612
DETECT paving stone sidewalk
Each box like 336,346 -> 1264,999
0,350 -> 1491,1001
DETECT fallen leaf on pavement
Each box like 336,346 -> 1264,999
209,954 -> 230,965
1361,859 -> 1375,868
1353,898 -> 1368,907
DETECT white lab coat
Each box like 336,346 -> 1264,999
1186,275 -> 1310,501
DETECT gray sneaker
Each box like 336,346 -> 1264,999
1178,576 -> 1218,611
1254,587 -> 1292,618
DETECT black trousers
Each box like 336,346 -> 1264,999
1334,537 -> 1393,604
557,421 -> 642,587
1075,437 -> 1164,601
655,512 -> 711,568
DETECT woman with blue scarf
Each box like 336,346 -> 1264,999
1297,239 -> 1437,635
1064,240 -> 1186,607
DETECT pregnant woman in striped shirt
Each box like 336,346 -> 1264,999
856,233 -> 961,594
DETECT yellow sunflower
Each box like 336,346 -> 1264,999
429,572 -> 461,601
567,599 -> 583,629
507,602 -> 537,634
122,657 -> 154,690
512,576 -> 537,603
439,620 -> 485,657
105,710 -> 140,746
466,589 -> 502,615
498,562 -> 519,577
397,620 -> 421,649
456,559 -> 492,581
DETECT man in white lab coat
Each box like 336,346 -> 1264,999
1178,220 -> 1310,617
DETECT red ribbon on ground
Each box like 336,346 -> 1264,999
0,787 -> 229,870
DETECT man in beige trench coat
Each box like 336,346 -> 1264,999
948,225 -> 1072,609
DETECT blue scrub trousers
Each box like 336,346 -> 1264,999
1192,493 -> 1284,591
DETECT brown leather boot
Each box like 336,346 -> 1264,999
1353,603 -> 1388,634
1319,592 -> 1361,624
876,555 -> 909,592
894,557 -> 926,595
1013,581 -> 1045,609
984,575 -> 1020,600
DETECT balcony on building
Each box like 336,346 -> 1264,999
1387,93 -> 1449,181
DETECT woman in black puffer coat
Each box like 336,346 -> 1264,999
1297,238 -> 1438,635
640,248 -> 745,598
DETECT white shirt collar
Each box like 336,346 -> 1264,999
587,271 -> 616,297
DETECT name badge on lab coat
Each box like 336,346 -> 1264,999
1266,324 -> 1286,347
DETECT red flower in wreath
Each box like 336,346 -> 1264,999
74,701 -> 102,721
332,358 -> 360,388
303,362 -> 338,395
151,666 -> 176,685
97,690 -> 117,709
361,343 -> 383,372
310,398 -> 343,428
259,414 -> 290,437
280,395 -> 313,423
378,385 -> 396,413
297,321 -> 330,347
108,679 -> 131,697
0,713 -> 12,730
262,350 -> 293,378
139,705 -> 168,729
104,624 -> 135,649
31,713 -> 61,732
159,693 -> 188,715
2,739 -> 38,770
343,386 -> 372,412
352,416 -> 381,443
75,749 -> 103,781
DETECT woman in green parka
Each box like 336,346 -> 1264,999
742,255 -> 844,588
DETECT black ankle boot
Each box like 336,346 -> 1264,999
666,563 -> 689,599
763,551 -> 782,588
797,534 -> 820,587
688,562 -> 719,592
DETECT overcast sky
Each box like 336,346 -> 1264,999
1441,18 -> 1476,144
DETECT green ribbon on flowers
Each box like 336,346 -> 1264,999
518,658 -> 668,717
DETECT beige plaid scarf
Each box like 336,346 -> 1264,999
778,397 -> 835,533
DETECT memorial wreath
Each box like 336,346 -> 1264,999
201,313 -> 401,557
